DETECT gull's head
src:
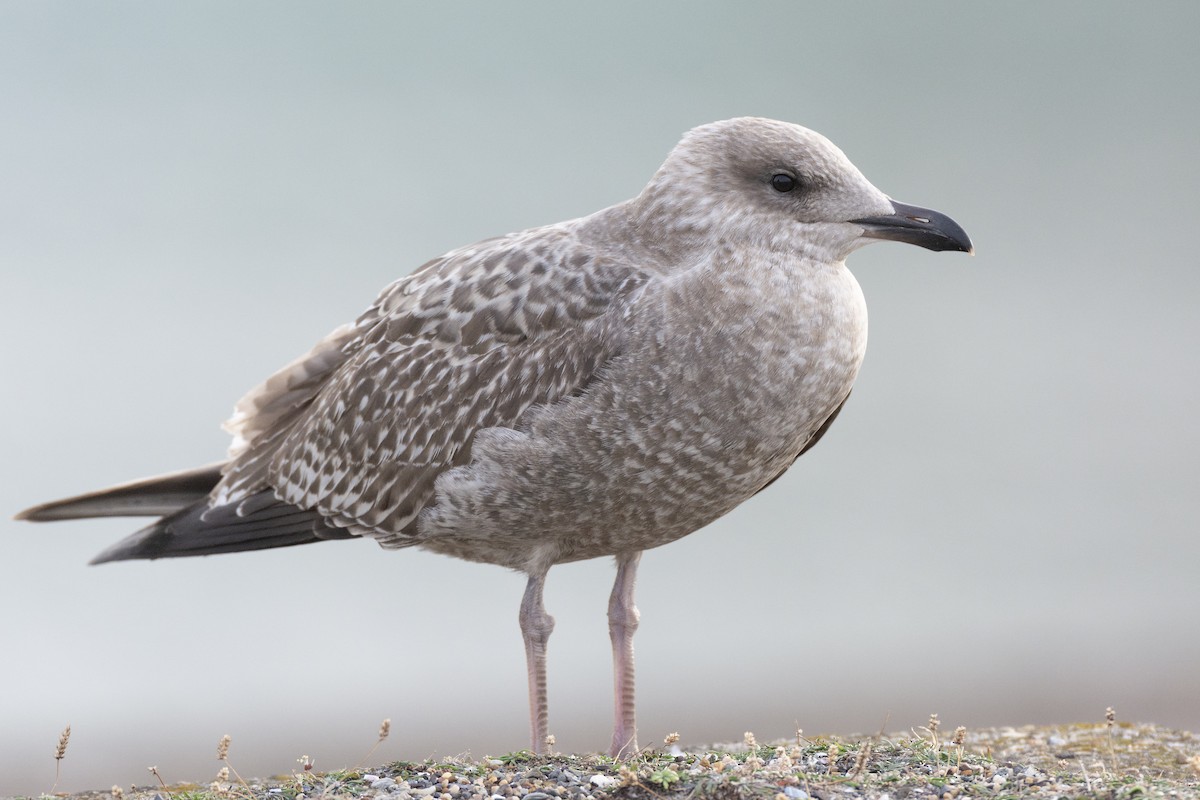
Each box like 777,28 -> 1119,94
638,117 -> 972,261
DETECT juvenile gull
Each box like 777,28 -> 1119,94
17,117 -> 972,756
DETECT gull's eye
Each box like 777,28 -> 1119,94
770,173 -> 798,193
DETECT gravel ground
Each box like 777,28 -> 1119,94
13,722 -> 1200,800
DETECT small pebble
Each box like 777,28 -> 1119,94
589,775 -> 616,788
783,787 -> 808,800
373,779 -> 398,790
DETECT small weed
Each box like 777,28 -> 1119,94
648,766 -> 681,789
492,749 -> 538,765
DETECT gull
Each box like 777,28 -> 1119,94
17,117 -> 972,757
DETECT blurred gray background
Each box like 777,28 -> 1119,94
2,1 -> 1197,794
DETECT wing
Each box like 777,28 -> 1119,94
215,222 -> 650,546
752,390 -> 852,496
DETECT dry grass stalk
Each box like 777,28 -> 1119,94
354,717 -> 394,769
850,740 -> 872,780
927,713 -> 941,750
1079,755 -> 1094,793
952,726 -> 966,769
1104,706 -> 1118,771
51,724 -> 71,793
741,732 -> 764,771
215,733 -> 250,791
148,766 -> 167,788
787,729 -> 806,761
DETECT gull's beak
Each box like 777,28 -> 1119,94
852,200 -> 973,254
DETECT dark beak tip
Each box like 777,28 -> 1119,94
853,200 -> 973,255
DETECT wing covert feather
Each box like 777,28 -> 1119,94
215,223 -> 649,544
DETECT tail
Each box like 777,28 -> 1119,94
16,463 -> 226,521
15,463 -> 352,564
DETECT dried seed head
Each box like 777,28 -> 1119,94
664,731 -> 680,746
543,733 -> 556,751
827,743 -> 839,774
217,766 -> 230,781
1105,707 -> 1116,727
851,742 -> 872,778
379,718 -> 392,741
952,726 -> 966,747
55,725 -> 71,761
110,785 -> 124,800
148,766 -> 167,788
927,713 -> 940,733
743,731 -> 758,750
217,734 -> 231,761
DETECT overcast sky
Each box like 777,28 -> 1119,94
2,2 -> 1198,795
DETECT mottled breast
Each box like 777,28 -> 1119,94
417,245 -> 867,573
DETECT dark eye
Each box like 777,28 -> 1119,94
770,173 -> 798,193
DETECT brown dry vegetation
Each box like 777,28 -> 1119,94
14,721 -> 1200,800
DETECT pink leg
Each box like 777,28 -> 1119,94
520,571 -> 555,753
608,552 -> 642,757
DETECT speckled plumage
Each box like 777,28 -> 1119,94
19,117 -> 972,757
217,118 -> 884,569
